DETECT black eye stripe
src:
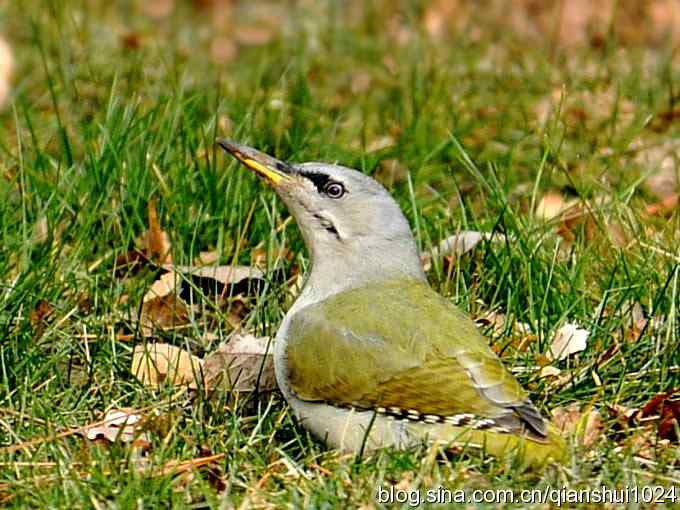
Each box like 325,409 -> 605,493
300,172 -> 332,193
275,161 -> 292,172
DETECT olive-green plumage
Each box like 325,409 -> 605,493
217,140 -> 566,468
287,278 -> 539,430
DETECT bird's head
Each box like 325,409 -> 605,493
218,140 -> 419,256
218,140 -> 425,293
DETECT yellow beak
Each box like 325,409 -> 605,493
217,139 -> 293,186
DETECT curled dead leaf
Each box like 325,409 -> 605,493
539,365 -> 562,378
639,389 -> 680,442
551,403 -> 603,447
139,293 -> 190,337
234,26 -> 274,46
84,408 -> 147,444
547,322 -> 589,361
535,192 -> 583,221
374,159 -> 409,188
198,334 -> 276,392
422,231 -> 506,271
210,36 -> 238,64
366,135 -> 395,153
142,0 -> 175,18
145,199 -> 172,264
132,343 -> 203,387
0,36 -> 13,109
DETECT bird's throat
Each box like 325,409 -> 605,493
299,237 -> 427,305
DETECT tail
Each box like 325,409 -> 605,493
408,421 -> 566,469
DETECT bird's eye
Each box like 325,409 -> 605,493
324,182 -> 346,199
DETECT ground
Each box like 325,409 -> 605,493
0,1 -> 679,508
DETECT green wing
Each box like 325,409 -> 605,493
285,279 -> 546,439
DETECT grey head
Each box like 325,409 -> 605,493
217,140 -> 426,298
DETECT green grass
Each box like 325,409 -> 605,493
1,1 -> 679,507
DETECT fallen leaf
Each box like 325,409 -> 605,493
422,0 -> 466,39
139,272 -> 190,336
121,32 -> 142,50
167,264 -> 265,303
638,389 -> 680,442
173,447 -> 227,493
350,71 -> 371,95
551,403 -> 603,447
0,36 -> 13,109
226,298 -> 249,330
638,147 -> 678,200
645,193 -> 678,217
194,250 -> 220,266
132,343 -> 203,387
475,309 -> 531,338
234,27 -> 274,46
139,293 -> 190,336
167,265 -> 264,287
539,366 -> 562,378
33,216 -> 49,244
366,135 -> 395,153
84,408 -> 146,443
249,241 -> 290,269
141,0 -> 175,18
374,159 -> 409,188
210,36 -> 238,64
198,334 -> 276,392
145,199 -> 172,264
143,271 -> 178,303
624,301 -> 647,343
547,322 -> 589,361
114,249 -> 152,278
422,231 -> 505,271
535,193 -> 578,221
29,299 -> 54,340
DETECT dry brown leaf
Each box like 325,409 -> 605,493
366,135 -> 395,153
139,293 -> 190,336
547,322 -> 589,361
234,27 -> 274,46
350,71 -> 371,95
143,271 -> 178,303
645,193 -> 678,217
33,216 -> 49,244
0,36 -> 13,109
194,250 -> 220,267
167,265 -> 265,286
145,199 -> 172,264
172,447 -> 227,493
226,298 -> 249,330
638,146 -> 678,200
249,241 -> 290,269
210,36 -> 238,64
475,310 -> 531,338
121,32 -> 141,50
422,231 -> 506,271
422,0 -> 467,39
84,408 -> 146,444
114,249 -> 151,278
551,403 -> 603,447
198,334 -> 276,392
539,365 -> 562,378
374,159 -> 409,188
535,193 -> 580,221
139,272 -> 189,336
141,0 -> 175,18
132,343 -> 203,387
638,389 -> 680,442
29,299 -> 54,340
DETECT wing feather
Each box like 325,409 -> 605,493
285,279 -> 547,439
